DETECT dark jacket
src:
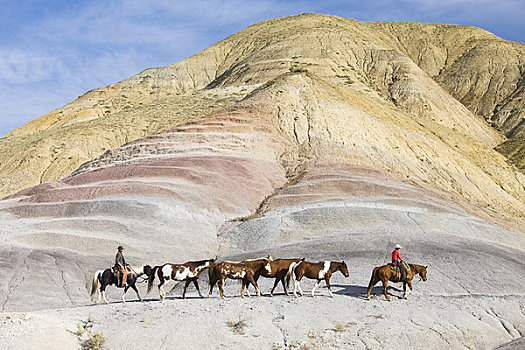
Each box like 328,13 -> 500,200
115,251 -> 126,269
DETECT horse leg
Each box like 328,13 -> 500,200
366,278 -> 377,300
158,279 -> 166,301
249,276 -> 260,296
240,280 -> 246,298
270,277 -> 280,297
245,281 -> 252,297
293,277 -> 303,297
382,280 -> 390,301
325,276 -> 333,297
122,285 -> 129,303
131,283 -> 142,301
101,286 -> 109,304
193,279 -> 204,298
405,280 -> 413,299
182,279 -> 192,299
311,279 -> 321,297
218,279 -> 225,298
208,274 -> 218,298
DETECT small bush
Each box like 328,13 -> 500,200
290,66 -> 308,73
334,323 -> 346,333
76,315 -> 105,350
81,330 -> 106,350
227,317 -> 249,335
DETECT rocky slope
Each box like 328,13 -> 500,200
0,13 -> 524,349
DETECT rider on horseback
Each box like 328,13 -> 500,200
392,244 -> 408,282
114,245 -> 129,287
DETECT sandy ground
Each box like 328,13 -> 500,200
1,275 -> 524,350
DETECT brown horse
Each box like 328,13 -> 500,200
366,263 -> 428,301
287,260 -> 349,297
147,259 -> 214,300
208,257 -> 272,298
251,258 -> 305,296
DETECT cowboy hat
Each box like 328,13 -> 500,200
394,244 -> 402,249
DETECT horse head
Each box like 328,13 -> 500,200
419,265 -> 428,281
143,265 -> 152,277
263,257 -> 272,274
339,261 -> 350,277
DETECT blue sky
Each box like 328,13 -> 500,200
1,0 -> 524,137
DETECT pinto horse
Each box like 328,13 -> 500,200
287,260 -> 349,297
366,263 -> 428,300
252,258 -> 305,296
147,259 -> 214,300
91,265 -> 152,304
208,257 -> 272,298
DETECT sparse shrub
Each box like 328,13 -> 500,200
231,213 -> 260,222
76,323 -> 86,336
76,315 -> 105,350
334,323 -> 346,333
290,66 -> 308,73
227,317 -> 249,335
81,330 -> 106,350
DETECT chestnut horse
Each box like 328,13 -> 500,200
366,263 -> 428,300
147,259 -> 215,300
287,260 -> 349,297
253,258 -> 305,296
208,257 -> 272,298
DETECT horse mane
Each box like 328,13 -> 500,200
408,263 -> 426,272
189,259 -> 214,265
243,255 -> 273,262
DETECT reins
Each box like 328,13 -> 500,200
128,266 -> 149,283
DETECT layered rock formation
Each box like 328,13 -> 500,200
2,13 -> 524,199
0,13 -> 524,349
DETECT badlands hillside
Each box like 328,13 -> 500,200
0,13 -> 524,349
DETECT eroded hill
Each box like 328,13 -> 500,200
1,13 -> 524,199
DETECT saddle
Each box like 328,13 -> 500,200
388,262 -> 408,282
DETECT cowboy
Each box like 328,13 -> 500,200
114,245 -> 129,287
391,244 -> 408,281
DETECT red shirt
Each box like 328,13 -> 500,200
392,249 -> 402,263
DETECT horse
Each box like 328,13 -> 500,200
251,258 -> 305,296
91,265 -> 152,304
147,259 -> 215,300
208,257 -> 272,298
366,263 -> 427,300
287,260 -> 349,297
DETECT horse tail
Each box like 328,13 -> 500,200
285,261 -> 301,289
368,267 -> 379,288
147,266 -> 159,294
91,270 -> 103,296
208,262 -> 218,286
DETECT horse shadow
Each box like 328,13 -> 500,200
332,284 -> 404,300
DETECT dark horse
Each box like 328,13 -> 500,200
366,263 -> 427,300
91,265 -> 152,304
